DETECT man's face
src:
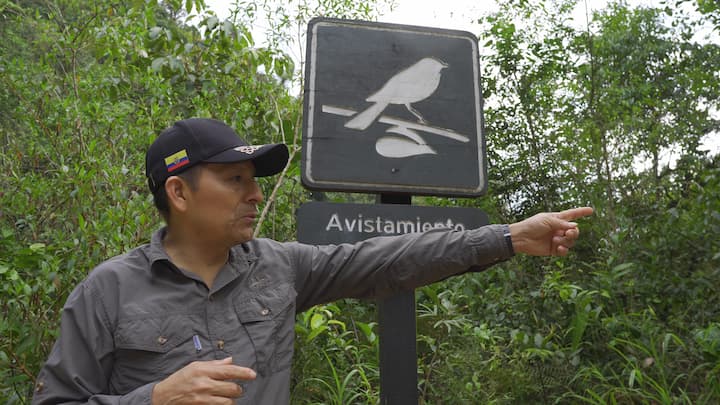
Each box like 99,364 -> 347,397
184,161 -> 264,246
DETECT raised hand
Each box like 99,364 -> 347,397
151,357 -> 256,405
508,207 -> 594,256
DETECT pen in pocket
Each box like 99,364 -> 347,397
192,335 -> 202,352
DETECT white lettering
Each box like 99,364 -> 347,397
396,220 -> 415,233
326,214 -> 343,231
383,220 -> 395,234
364,218 -> 375,233
325,213 -> 468,236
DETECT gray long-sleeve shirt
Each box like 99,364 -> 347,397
32,225 -> 513,404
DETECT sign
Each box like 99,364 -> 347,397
296,201 -> 489,244
302,18 -> 487,197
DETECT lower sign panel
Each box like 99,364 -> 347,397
296,201 -> 489,244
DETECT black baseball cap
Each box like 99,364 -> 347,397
146,118 -> 289,192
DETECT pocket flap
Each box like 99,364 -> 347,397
235,283 -> 296,323
115,316 -> 197,353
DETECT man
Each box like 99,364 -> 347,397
32,118 -> 593,404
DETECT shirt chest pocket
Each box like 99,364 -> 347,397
234,282 -> 297,376
112,315 -> 203,394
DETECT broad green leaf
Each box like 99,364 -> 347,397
310,313 -> 326,330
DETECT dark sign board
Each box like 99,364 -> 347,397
296,201 -> 489,244
302,18 -> 487,197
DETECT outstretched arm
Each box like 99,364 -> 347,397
509,207 -> 594,256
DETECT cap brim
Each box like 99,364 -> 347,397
204,143 -> 289,177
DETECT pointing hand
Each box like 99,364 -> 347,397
508,207 -> 594,256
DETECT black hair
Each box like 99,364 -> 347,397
152,163 -> 205,222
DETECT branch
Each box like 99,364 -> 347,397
9,350 -> 36,382
253,98 -> 301,238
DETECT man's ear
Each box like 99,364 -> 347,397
165,176 -> 190,214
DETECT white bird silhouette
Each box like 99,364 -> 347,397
345,57 -> 448,130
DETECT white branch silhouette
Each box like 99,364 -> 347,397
321,105 -> 469,143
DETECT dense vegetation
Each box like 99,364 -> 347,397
1,0 -> 718,403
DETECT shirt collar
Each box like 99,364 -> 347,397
147,227 -> 172,265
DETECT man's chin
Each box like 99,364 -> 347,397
233,229 -> 255,244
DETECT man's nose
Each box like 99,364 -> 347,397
247,180 -> 264,204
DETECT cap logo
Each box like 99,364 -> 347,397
165,149 -> 190,172
234,145 -> 263,154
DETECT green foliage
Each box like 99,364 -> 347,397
292,303 -> 379,404
0,0 -> 302,401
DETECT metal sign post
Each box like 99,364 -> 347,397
377,193 -> 416,404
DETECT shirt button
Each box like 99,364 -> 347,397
35,381 -> 45,393
260,308 -> 270,316
157,336 -> 168,345
217,340 -> 225,350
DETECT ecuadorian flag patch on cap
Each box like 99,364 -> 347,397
165,149 -> 189,172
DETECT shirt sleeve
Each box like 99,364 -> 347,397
31,282 -> 155,405
292,224 -> 514,311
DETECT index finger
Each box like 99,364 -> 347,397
557,207 -> 594,221
208,364 -> 257,381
